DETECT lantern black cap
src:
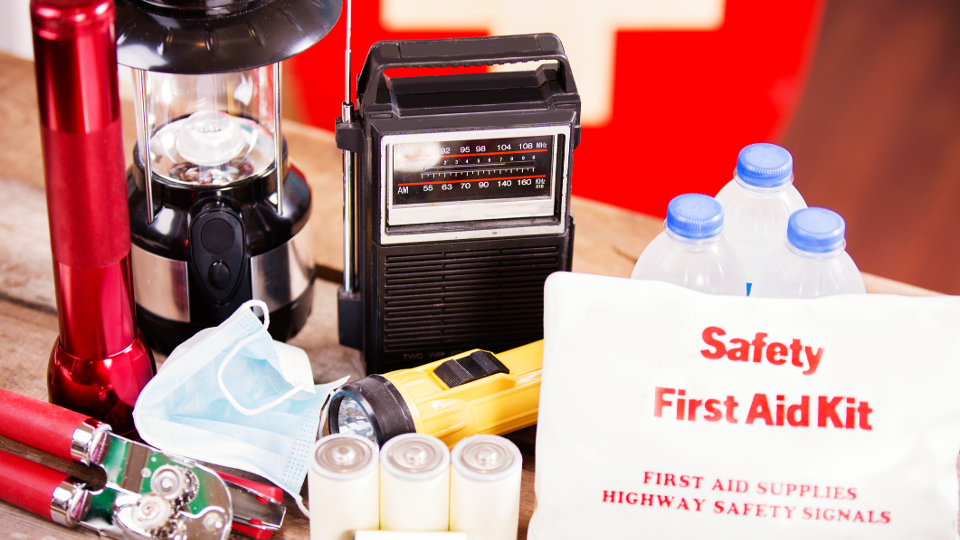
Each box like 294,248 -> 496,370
115,0 -> 342,73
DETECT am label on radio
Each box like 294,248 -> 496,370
336,34 -> 581,374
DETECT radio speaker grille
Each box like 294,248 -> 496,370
380,243 -> 561,359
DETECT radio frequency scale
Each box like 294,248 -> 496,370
385,128 -> 565,234
337,34 -> 581,374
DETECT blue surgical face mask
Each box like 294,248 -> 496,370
133,300 -> 348,516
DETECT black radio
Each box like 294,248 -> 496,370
337,34 -> 580,374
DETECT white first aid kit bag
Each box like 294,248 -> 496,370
529,273 -> 960,539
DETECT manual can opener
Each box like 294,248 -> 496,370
0,388 -> 285,539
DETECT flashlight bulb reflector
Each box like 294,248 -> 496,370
176,110 -> 246,167
337,397 -> 377,444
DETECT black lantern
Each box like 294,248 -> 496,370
116,0 -> 341,353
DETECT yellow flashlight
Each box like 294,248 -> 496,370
327,341 -> 542,448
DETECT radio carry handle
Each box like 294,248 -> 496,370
356,33 -> 577,109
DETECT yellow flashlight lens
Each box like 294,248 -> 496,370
337,396 -> 377,444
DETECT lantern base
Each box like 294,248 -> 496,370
136,280 -> 315,355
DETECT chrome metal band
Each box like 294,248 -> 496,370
132,222 -> 314,321
51,481 -> 91,528
251,221 -> 315,312
131,243 -> 190,323
70,420 -> 111,466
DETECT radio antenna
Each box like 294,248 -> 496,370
341,0 -> 355,292
343,0 -> 352,110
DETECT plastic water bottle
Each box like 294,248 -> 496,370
751,207 -> 865,298
632,193 -> 746,295
715,143 -> 807,295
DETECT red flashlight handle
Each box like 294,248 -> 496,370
32,0 -> 129,268
0,388 -> 99,464
32,0 -> 136,358
0,448 -> 71,521
31,0 -> 154,437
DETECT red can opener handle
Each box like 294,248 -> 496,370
0,448 -> 87,526
0,388 -> 107,466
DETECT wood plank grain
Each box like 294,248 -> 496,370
0,52 -> 43,191
284,122 -> 347,277
0,298 -> 58,400
0,177 -> 56,313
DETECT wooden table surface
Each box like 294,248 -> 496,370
0,51 -> 940,540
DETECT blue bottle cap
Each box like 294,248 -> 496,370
787,207 -> 846,253
736,143 -> 794,188
666,194 -> 724,240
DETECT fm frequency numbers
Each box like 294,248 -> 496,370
391,134 -> 556,206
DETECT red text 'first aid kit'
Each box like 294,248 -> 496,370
530,273 -> 960,539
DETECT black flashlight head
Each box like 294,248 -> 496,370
328,375 -> 417,447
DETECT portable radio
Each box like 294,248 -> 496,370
337,34 -> 580,374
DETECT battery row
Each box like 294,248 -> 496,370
308,433 -> 523,540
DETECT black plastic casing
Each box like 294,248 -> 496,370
128,144 -> 315,354
337,34 -> 580,374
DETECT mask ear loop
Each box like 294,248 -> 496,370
217,300 -> 304,416
295,496 -> 310,518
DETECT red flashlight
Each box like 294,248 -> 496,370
31,0 -> 155,436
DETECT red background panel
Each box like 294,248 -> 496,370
289,0 -> 824,218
